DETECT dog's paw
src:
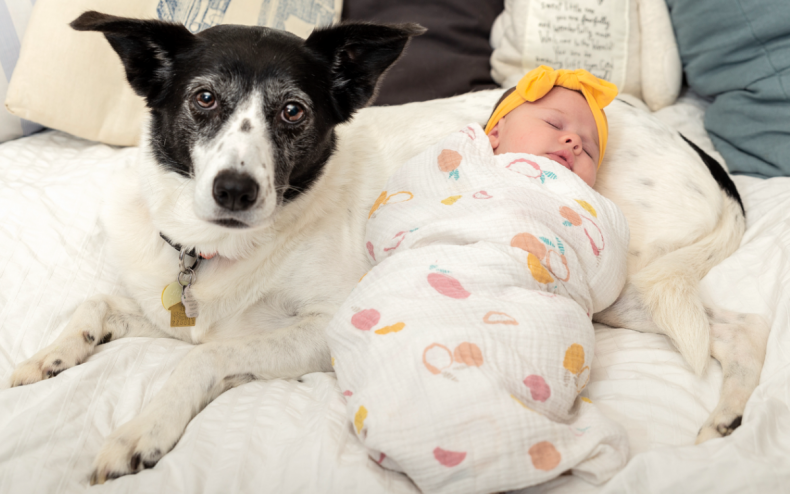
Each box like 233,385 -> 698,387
10,345 -> 87,386
90,413 -> 181,485
695,414 -> 743,444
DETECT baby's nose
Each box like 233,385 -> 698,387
562,134 -> 583,153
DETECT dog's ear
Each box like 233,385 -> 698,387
305,22 -> 426,122
71,11 -> 195,106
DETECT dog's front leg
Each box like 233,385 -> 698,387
90,314 -> 332,484
10,295 -> 162,386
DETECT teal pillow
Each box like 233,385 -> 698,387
666,0 -> 790,177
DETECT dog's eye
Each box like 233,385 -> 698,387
281,103 -> 305,124
195,91 -> 217,110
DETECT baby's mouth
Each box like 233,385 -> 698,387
548,151 -> 574,171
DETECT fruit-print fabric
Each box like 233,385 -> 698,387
326,123 -> 630,494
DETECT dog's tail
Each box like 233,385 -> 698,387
632,194 -> 745,375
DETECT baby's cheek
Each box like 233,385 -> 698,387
576,160 -> 597,187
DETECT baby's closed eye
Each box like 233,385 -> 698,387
545,119 -> 561,129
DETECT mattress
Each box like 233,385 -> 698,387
1,92 -> 788,493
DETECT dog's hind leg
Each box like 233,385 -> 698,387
594,282 -> 662,333
9,295 -> 162,386
89,313 -> 333,484
595,290 -> 770,444
695,308 -> 769,444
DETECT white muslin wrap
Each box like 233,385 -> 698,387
326,123 -> 631,493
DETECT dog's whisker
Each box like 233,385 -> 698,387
169,182 -> 191,218
275,184 -> 306,193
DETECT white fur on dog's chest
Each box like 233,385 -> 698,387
131,245 -> 324,344
115,244 -> 321,344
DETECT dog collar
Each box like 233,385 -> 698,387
159,232 -> 217,260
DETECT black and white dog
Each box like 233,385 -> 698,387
10,11 -> 768,484
11,12 -> 425,483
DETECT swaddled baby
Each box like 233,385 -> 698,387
326,66 -> 630,494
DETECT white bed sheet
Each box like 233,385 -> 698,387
1,94 -> 788,493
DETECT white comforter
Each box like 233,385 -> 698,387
1,93 -> 788,493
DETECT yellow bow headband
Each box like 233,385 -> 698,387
485,65 -> 619,167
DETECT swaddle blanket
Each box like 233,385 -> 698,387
326,123 -> 630,494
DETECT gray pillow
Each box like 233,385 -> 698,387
341,0 -> 503,106
666,0 -> 790,177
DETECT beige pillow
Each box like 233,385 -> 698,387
490,0 -> 681,111
4,0 -> 342,146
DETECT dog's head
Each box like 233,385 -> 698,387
72,12 -> 422,253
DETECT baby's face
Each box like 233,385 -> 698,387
488,87 -> 599,187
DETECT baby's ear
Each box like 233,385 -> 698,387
487,121 -> 501,152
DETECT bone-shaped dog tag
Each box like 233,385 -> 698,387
181,284 -> 199,318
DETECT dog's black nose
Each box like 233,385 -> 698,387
212,171 -> 259,211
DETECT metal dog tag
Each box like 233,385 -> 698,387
165,248 -> 201,327
170,302 -> 196,327
181,284 -> 199,318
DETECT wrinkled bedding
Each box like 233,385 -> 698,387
1,92 -> 788,493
